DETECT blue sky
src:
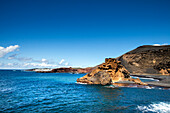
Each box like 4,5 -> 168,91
0,0 -> 170,69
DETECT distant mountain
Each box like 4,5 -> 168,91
117,45 -> 170,75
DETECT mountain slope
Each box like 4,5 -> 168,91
117,45 -> 170,75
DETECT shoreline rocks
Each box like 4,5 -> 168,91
77,58 -> 147,86
132,74 -> 170,88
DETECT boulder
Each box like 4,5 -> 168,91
90,71 -> 112,85
159,69 -> 169,75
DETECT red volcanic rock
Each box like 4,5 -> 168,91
76,67 -> 93,73
51,67 -> 73,73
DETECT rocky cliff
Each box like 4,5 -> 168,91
77,58 -> 146,86
117,45 -> 170,75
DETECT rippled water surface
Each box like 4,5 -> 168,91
0,70 -> 170,113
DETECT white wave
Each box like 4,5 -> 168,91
0,88 -> 12,92
145,86 -> 153,89
76,82 -> 87,85
104,85 -> 117,88
137,102 -> 170,113
140,77 -> 155,80
140,78 -> 159,81
131,76 -> 159,81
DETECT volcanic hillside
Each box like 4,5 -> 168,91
117,45 -> 170,75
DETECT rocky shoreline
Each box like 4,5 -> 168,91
131,74 -> 170,88
26,45 -> 170,88
77,58 -> 147,86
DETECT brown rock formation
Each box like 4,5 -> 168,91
117,45 -> 170,75
77,58 -> 147,85
51,67 -> 73,73
127,77 -> 146,85
159,69 -> 169,75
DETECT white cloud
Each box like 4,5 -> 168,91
8,55 -> 48,63
23,62 -> 57,67
0,45 -> 70,68
162,43 -> 168,45
0,62 -> 20,68
8,54 -> 18,59
153,43 -> 169,46
0,45 -> 19,58
41,58 -> 47,62
59,59 -> 65,64
7,63 -> 13,66
0,60 -> 70,69
8,54 -> 33,62
18,57 -> 33,62
153,44 -> 161,46
65,62 -> 69,66
6,54 -> 59,68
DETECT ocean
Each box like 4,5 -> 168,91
0,70 -> 170,113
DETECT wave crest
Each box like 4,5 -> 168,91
137,102 -> 170,113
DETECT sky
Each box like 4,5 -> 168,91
0,0 -> 170,69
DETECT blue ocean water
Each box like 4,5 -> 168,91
0,70 -> 170,113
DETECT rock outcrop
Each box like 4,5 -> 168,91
117,45 -> 170,75
77,58 -> 147,86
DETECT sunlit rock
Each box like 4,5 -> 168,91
77,58 -> 147,86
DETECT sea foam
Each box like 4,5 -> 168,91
0,88 -> 13,92
137,102 -> 170,113
131,76 -> 159,81
76,82 -> 87,85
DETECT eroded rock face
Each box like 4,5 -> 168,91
77,58 -> 147,86
77,58 -> 146,85
90,71 -> 111,85
77,71 -> 112,85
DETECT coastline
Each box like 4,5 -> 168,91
131,74 -> 170,88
